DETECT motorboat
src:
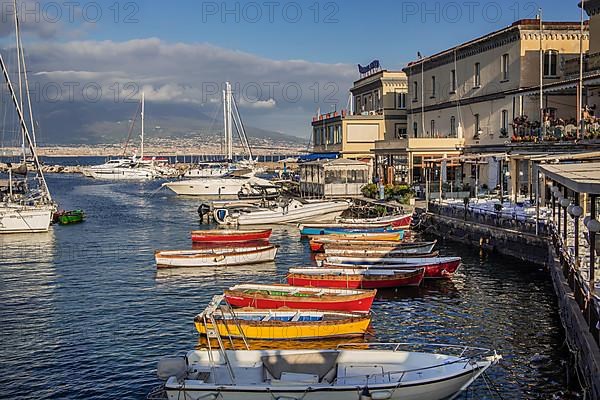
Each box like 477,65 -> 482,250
163,173 -> 274,198
214,199 -> 351,225
151,343 -> 500,400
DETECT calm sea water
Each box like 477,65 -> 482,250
0,172 -> 575,399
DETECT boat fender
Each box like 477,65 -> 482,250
215,209 -> 228,223
370,391 -> 392,400
214,254 -> 226,262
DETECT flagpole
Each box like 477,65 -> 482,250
579,0 -> 586,139
539,9 -> 544,138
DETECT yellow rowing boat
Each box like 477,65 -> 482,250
194,308 -> 371,340
308,232 -> 402,242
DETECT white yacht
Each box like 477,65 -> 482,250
214,198 -> 351,225
84,93 -> 160,181
164,82 -> 266,197
0,7 -> 55,234
164,172 -> 273,199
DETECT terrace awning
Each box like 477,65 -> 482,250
298,152 -> 340,162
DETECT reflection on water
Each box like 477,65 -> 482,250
0,173 -> 577,399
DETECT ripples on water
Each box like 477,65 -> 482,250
0,174 -> 574,399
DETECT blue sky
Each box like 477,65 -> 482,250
81,0 -> 582,68
0,0 -> 587,141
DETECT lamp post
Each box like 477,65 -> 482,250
553,189 -> 561,235
569,198 -> 584,268
561,197 -> 571,244
588,195 -> 598,298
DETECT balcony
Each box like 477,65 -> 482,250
563,52 -> 600,78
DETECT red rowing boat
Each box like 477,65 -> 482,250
191,229 -> 272,243
287,267 -> 425,289
224,284 -> 376,313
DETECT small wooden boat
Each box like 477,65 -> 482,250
320,241 -> 437,255
154,345 -> 501,400
315,252 -> 439,265
307,232 -> 403,242
155,245 -> 278,268
323,256 -> 462,279
191,229 -> 272,243
53,210 -> 85,225
287,267 -> 425,288
224,284 -> 376,313
299,223 -> 393,236
337,213 -> 413,229
309,238 -> 432,252
195,307 -> 371,340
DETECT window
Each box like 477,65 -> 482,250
395,124 -> 407,139
431,76 -> 436,97
450,116 -> 456,137
501,54 -> 509,80
355,96 -> 361,113
413,81 -> 418,101
450,70 -> 456,93
474,114 -> 480,137
544,50 -> 558,77
396,92 -> 406,109
474,63 -> 481,87
501,110 -> 509,136
413,122 -> 418,137
374,90 -> 381,110
430,120 -> 435,137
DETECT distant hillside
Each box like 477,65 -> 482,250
19,101 -> 306,146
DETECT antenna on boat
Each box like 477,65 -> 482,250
140,92 -> 145,160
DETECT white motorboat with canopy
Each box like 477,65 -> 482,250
149,343 -> 500,400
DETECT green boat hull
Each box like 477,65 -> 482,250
58,211 -> 85,225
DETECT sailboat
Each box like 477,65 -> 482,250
163,82 -> 276,198
84,93 -> 160,180
0,2 -> 55,233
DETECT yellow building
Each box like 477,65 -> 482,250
376,19 -> 590,191
311,70 -> 407,160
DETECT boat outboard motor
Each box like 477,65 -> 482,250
157,356 -> 187,382
198,204 -> 211,219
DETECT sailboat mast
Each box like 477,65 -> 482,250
223,87 -> 228,161
13,0 -> 25,160
0,52 -> 51,201
226,82 -> 233,161
140,92 -> 145,160
20,33 -> 37,147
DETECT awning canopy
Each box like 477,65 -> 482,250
298,152 -> 340,162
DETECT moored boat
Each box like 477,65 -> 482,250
315,240 -> 437,254
307,232 -> 403,242
322,247 -> 438,257
191,229 -> 272,243
309,238 -> 433,252
322,256 -> 462,279
53,210 -> 85,225
287,267 -> 425,288
195,307 -> 371,340
215,199 -> 351,226
155,245 -> 278,268
337,213 -> 413,229
224,284 -> 376,313
299,223 -> 395,236
153,344 -> 501,400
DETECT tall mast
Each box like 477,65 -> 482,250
225,82 -> 233,161
140,92 -> 145,159
13,0 -> 25,160
0,52 -> 51,201
579,0 -> 585,139
539,9 -> 544,137
223,87 -> 228,160
20,32 -> 37,147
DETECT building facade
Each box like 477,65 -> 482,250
311,70 -> 408,160
375,19 -> 590,191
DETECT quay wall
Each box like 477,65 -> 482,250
419,212 -> 548,265
548,245 -> 600,399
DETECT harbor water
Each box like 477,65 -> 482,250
0,172 -> 574,399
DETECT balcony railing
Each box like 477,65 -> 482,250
563,52 -> 600,78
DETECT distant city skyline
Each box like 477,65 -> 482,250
0,0 -> 586,141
